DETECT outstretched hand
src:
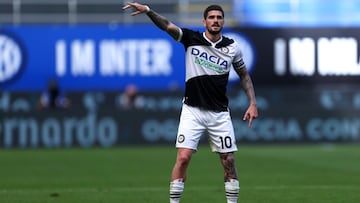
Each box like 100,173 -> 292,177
122,2 -> 149,16
243,104 -> 258,128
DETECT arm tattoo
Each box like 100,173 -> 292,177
146,11 -> 179,40
146,11 -> 170,31
239,70 -> 257,104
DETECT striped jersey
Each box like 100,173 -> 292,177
177,28 -> 245,112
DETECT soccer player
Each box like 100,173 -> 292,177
123,2 -> 258,203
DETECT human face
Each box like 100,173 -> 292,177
203,10 -> 224,35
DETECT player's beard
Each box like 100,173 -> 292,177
207,24 -> 222,35
208,29 -> 221,35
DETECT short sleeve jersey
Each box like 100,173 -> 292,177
178,28 -> 245,112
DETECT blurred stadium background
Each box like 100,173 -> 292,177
1,1 -> 360,203
1,0 -> 360,147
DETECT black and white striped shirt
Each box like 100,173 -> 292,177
177,28 -> 245,112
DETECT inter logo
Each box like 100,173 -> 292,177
0,31 -> 26,86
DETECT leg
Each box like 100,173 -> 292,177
219,152 -> 238,181
169,148 -> 193,203
219,152 -> 240,203
171,148 -> 194,181
170,104 -> 204,203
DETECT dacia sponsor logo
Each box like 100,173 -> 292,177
191,48 -> 228,73
0,31 -> 26,85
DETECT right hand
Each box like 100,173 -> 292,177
122,2 -> 149,16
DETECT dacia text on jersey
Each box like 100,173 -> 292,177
56,39 -> 172,77
191,48 -> 228,73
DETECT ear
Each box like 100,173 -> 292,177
202,19 -> 206,26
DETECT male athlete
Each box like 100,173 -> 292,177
123,2 -> 258,203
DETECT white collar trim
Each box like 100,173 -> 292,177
203,32 -> 222,47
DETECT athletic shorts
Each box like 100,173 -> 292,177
176,104 -> 238,153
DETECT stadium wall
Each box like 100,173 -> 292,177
1,25 -> 360,148
1,88 -> 360,148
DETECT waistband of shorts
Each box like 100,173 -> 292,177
183,103 -> 228,112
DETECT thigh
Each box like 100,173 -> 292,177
176,104 -> 206,151
207,111 -> 238,153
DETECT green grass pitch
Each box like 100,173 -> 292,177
0,144 -> 359,203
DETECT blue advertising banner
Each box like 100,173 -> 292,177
1,25 -> 360,91
0,24 -> 186,91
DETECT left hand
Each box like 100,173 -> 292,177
243,104 -> 258,128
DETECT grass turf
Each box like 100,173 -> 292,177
0,144 -> 359,203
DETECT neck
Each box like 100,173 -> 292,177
205,31 -> 221,42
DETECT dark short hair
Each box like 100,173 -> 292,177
203,5 -> 224,19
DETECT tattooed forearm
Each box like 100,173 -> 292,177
220,153 -> 238,181
241,73 -> 257,105
241,75 -> 252,91
147,11 -> 170,31
146,11 -> 180,40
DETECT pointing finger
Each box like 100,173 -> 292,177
131,11 -> 142,16
243,113 -> 249,121
248,117 -> 253,128
122,2 -> 135,10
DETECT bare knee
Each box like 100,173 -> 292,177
176,149 -> 193,167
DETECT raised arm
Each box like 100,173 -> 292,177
234,65 -> 258,128
122,2 -> 181,41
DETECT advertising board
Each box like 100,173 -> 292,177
1,88 -> 359,148
1,25 -> 359,91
